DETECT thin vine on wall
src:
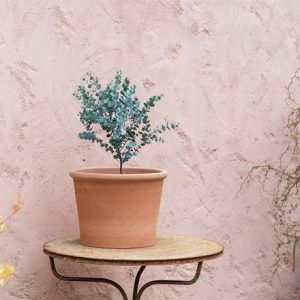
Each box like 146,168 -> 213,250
242,66 -> 300,272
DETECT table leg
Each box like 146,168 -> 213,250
49,257 -> 128,300
49,257 -> 202,300
132,261 -> 203,300
132,265 -> 146,298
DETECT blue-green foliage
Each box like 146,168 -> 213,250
73,71 -> 178,173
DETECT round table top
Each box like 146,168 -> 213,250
43,235 -> 224,266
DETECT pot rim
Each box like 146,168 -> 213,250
70,167 -> 168,181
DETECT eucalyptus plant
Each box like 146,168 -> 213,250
73,72 -> 178,174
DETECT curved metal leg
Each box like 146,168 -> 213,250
49,257 -> 202,300
132,266 -> 146,299
133,262 -> 203,300
49,257 -> 128,300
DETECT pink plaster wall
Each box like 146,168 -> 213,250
0,1 -> 300,299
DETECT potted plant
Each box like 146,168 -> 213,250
71,72 -> 178,248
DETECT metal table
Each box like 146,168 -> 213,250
43,234 -> 224,300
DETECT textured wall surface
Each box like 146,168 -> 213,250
0,1 -> 300,299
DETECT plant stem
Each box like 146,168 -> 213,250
117,149 -> 123,174
119,158 -> 123,174
293,237 -> 298,271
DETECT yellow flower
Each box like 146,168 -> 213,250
11,194 -> 23,214
0,264 -> 14,285
0,194 -> 23,286
0,218 -> 4,233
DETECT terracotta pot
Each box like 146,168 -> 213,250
70,167 -> 167,248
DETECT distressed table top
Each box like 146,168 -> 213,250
43,235 -> 224,266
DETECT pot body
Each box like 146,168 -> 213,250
70,167 -> 167,248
